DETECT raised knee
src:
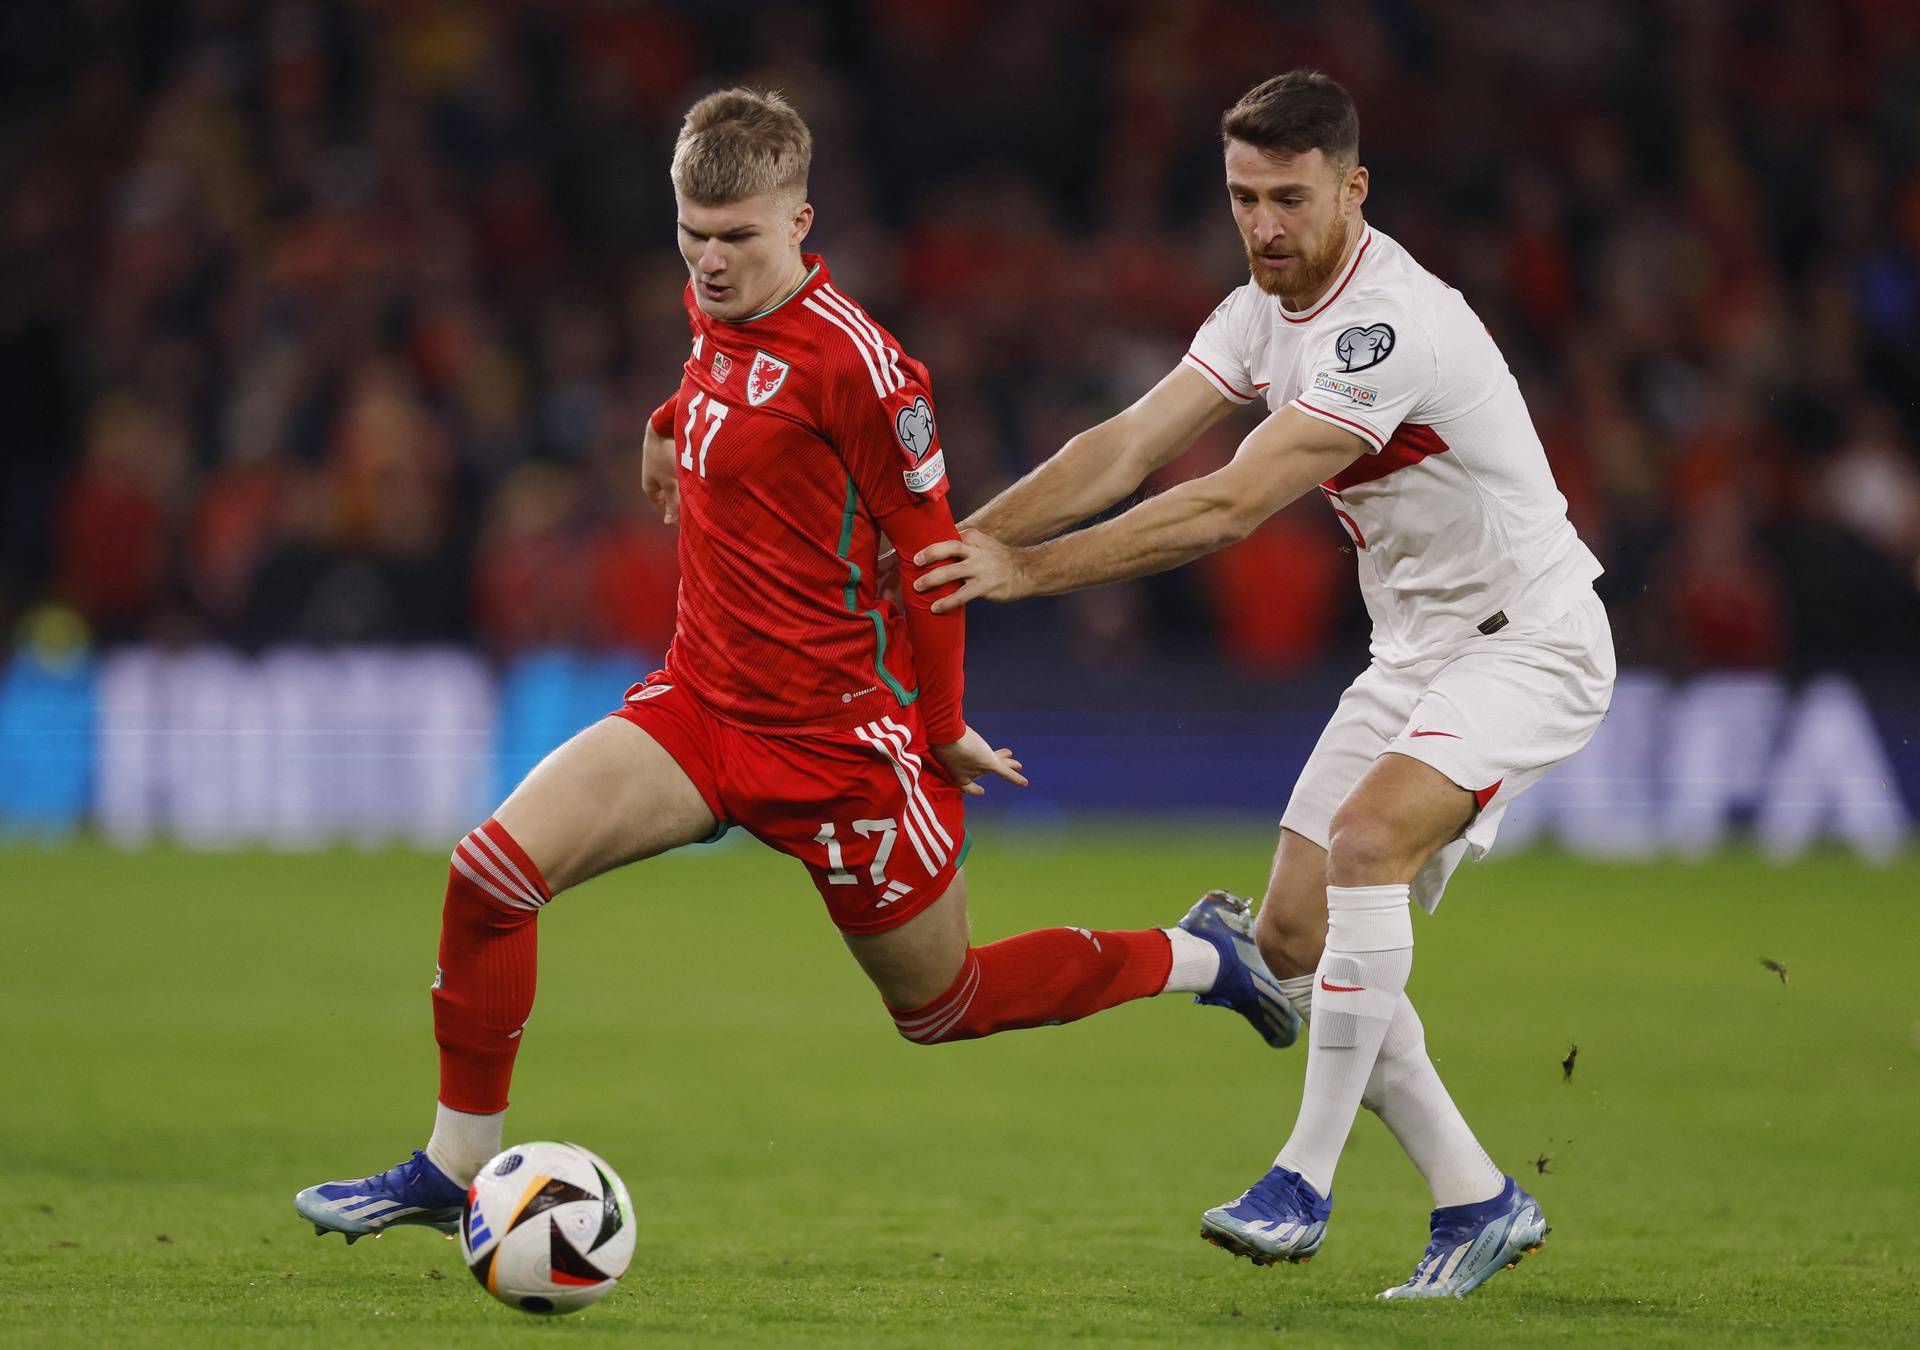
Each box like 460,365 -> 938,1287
1326,808 -> 1404,885
884,950 -> 982,1046
450,820 -> 552,913
892,1019 -> 943,1046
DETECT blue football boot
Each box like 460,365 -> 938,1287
1179,889 -> 1300,1048
1377,1175 -> 1549,1299
295,1149 -> 465,1243
1199,1165 -> 1332,1265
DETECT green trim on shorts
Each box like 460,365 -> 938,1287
953,830 -> 971,870
698,820 -> 733,845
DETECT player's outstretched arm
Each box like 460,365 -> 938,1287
913,406 -> 1364,611
962,365 -> 1240,547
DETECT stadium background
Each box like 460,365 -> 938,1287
3,0 -> 1918,849
4,4 -> 1919,1345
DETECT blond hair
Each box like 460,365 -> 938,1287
670,87 -> 812,206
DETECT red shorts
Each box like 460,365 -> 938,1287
609,673 -> 969,934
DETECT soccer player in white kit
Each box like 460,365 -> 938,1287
913,70 -> 1615,1299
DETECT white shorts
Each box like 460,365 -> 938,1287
1280,589 -> 1616,913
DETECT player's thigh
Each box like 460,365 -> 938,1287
1350,592 -> 1617,889
1326,751 -> 1475,887
841,869 -> 972,1009
1279,660 -> 1422,853
493,717 -> 717,895
1254,827 -> 1331,979
1383,591 -> 1616,830
729,711 -> 971,1005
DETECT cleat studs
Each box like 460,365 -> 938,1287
313,1225 -> 327,1237
343,1234 -> 360,1246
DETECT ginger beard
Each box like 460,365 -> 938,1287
1245,210 -> 1352,306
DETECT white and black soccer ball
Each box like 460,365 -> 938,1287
460,1141 -> 634,1316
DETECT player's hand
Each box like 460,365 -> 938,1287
928,725 -> 1028,796
912,529 -> 1030,614
641,422 -> 680,525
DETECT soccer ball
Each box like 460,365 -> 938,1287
460,1141 -> 634,1316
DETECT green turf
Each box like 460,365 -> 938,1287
3,830 -> 1918,1347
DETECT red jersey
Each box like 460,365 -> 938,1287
649,255 -> 964,737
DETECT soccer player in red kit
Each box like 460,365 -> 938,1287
295,88 -> 1297,1241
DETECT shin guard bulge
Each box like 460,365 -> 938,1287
1274,883 -> 1414,1196
432,819 -> 550,1113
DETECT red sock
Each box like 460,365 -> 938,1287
433,819 -> 550,1112
889,928 -> 1173,1044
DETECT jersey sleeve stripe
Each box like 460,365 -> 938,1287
819,284 -> 904,392
1290,397 -> 1388,451
816,287 -> 900,392
1182,351 -> 1258,403
803,297 -> 891,398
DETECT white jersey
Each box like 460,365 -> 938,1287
1184,225 -> 1602,665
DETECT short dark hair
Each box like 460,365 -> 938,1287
1221,70 -> 1359,165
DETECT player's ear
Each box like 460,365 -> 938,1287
790,199 -> 814,248
1346,164 -> 1369,213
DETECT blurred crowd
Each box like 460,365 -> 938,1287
4,0 -> 1920,678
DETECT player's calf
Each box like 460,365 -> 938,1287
433,821 -> 548,1115
884,926 -> 1173,1044
879,892 -> 1296,1048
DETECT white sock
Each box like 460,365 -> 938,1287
426,1103 -> 505,1186
1273,883 -> 1413,1197
1276,973 -> 1315,1025
1161,927 -> 1221,993
1364,996 -> 1504,1208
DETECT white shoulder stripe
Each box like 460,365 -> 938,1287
819,284 -> 904,392
803,297 -> 889,398
817,288 -> 903,395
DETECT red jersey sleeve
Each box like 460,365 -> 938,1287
826,352 -> 949,516
877,496 -> 965,745
648,396 -> 676,438
823,347 -> 962,741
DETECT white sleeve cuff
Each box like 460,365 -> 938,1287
1182,351 -> 1261,404
1289,397 -> 1387,452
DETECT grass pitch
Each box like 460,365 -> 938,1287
3,829 -> 1917,1348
